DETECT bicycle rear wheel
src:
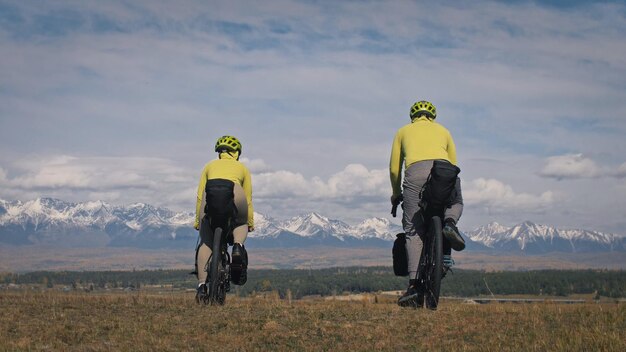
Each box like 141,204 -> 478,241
208,227 -> 223,305
425,216 -> 443,309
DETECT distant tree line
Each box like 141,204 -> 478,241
0,269 -> 190,290
2,267 -> 624,298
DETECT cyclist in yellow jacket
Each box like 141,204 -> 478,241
194,135 -> 254,301
390,100 -> 465,308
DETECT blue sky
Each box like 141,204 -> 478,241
1,0 -> 625,234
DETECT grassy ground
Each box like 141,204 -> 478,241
0,291 -> 624,351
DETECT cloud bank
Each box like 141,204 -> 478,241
540,154 -> 601,180
464,178 -> 554,213
0,155 -> 194,207
1,154 -> 564,226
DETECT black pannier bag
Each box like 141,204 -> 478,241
419,160 -> 460,215
392,233 -> 409,276
204,178 -> 237,228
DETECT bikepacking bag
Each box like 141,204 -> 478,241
419,160 -> 460,214
392,233 -> 409,276
204,178 -> 237,223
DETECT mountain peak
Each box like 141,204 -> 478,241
351,217 -> 400,241
305,212 -> 330,225
280,212 -> 351,238
519,220 -> 538,229
357,217 -> 391,227
22,198 -> 72,217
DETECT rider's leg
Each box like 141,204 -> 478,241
398,161 -> 432,307
402,161 -> 432,279
231,183 -> 249,285
444,176 -> 463,223
232,183 -> 248,244
196,220 -> 214,301
443,238 -> 454,269
197,221 -> 214,286
197,244 -> 211,285
443,239 -> 452,256
443,177 -> 465,251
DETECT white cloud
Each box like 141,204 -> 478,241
326,164 -> 387,198
6,155 -> 177,190
254,170 -> 325,199
239,158 -> 272,173
253,164 -> 387,201
0,155 -> 195,210
464,178 -> 554,213
539,154 -> 601,180
1,157 -> 390,214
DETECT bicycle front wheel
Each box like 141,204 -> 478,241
208,227 -> 223,305
425,216 -> 443,309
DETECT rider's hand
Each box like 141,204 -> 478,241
391,193 -> 403,206
194,223 -> 200,231
248,226 -> 254,232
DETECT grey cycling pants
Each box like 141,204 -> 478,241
403,160 -> 463,279
197,182 -> 248,285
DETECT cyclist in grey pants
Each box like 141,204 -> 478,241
390,101 -> 465,307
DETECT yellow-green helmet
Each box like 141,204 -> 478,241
214,135 -> 242,155
410,100 -> 437,119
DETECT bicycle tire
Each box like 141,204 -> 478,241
208,227 -> 223,305
425,216 -> 443,309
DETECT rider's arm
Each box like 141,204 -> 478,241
389,130 -> 404,197
447,131 -> 457,166
194,165 -> 209,230
242,167 -> 254,230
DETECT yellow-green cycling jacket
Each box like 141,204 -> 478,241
194,151 -> 254,229
389,116 -> 457,197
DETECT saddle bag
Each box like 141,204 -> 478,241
204,179 -> 237,226
419,160 -> 460,214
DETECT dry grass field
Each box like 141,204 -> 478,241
1,291 -> 624,351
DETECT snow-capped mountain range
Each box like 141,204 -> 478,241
0,198 -> 400,248
254,212 -> 399,241
466,221 -> 625,254
0,198 -> 624,253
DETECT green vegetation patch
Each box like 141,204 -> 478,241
2,267 -> 625,298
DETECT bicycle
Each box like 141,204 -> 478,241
205,223 -> 232,305
194,215 -> 233,306
392,198 -> 444,310
196,179 -> 240,306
